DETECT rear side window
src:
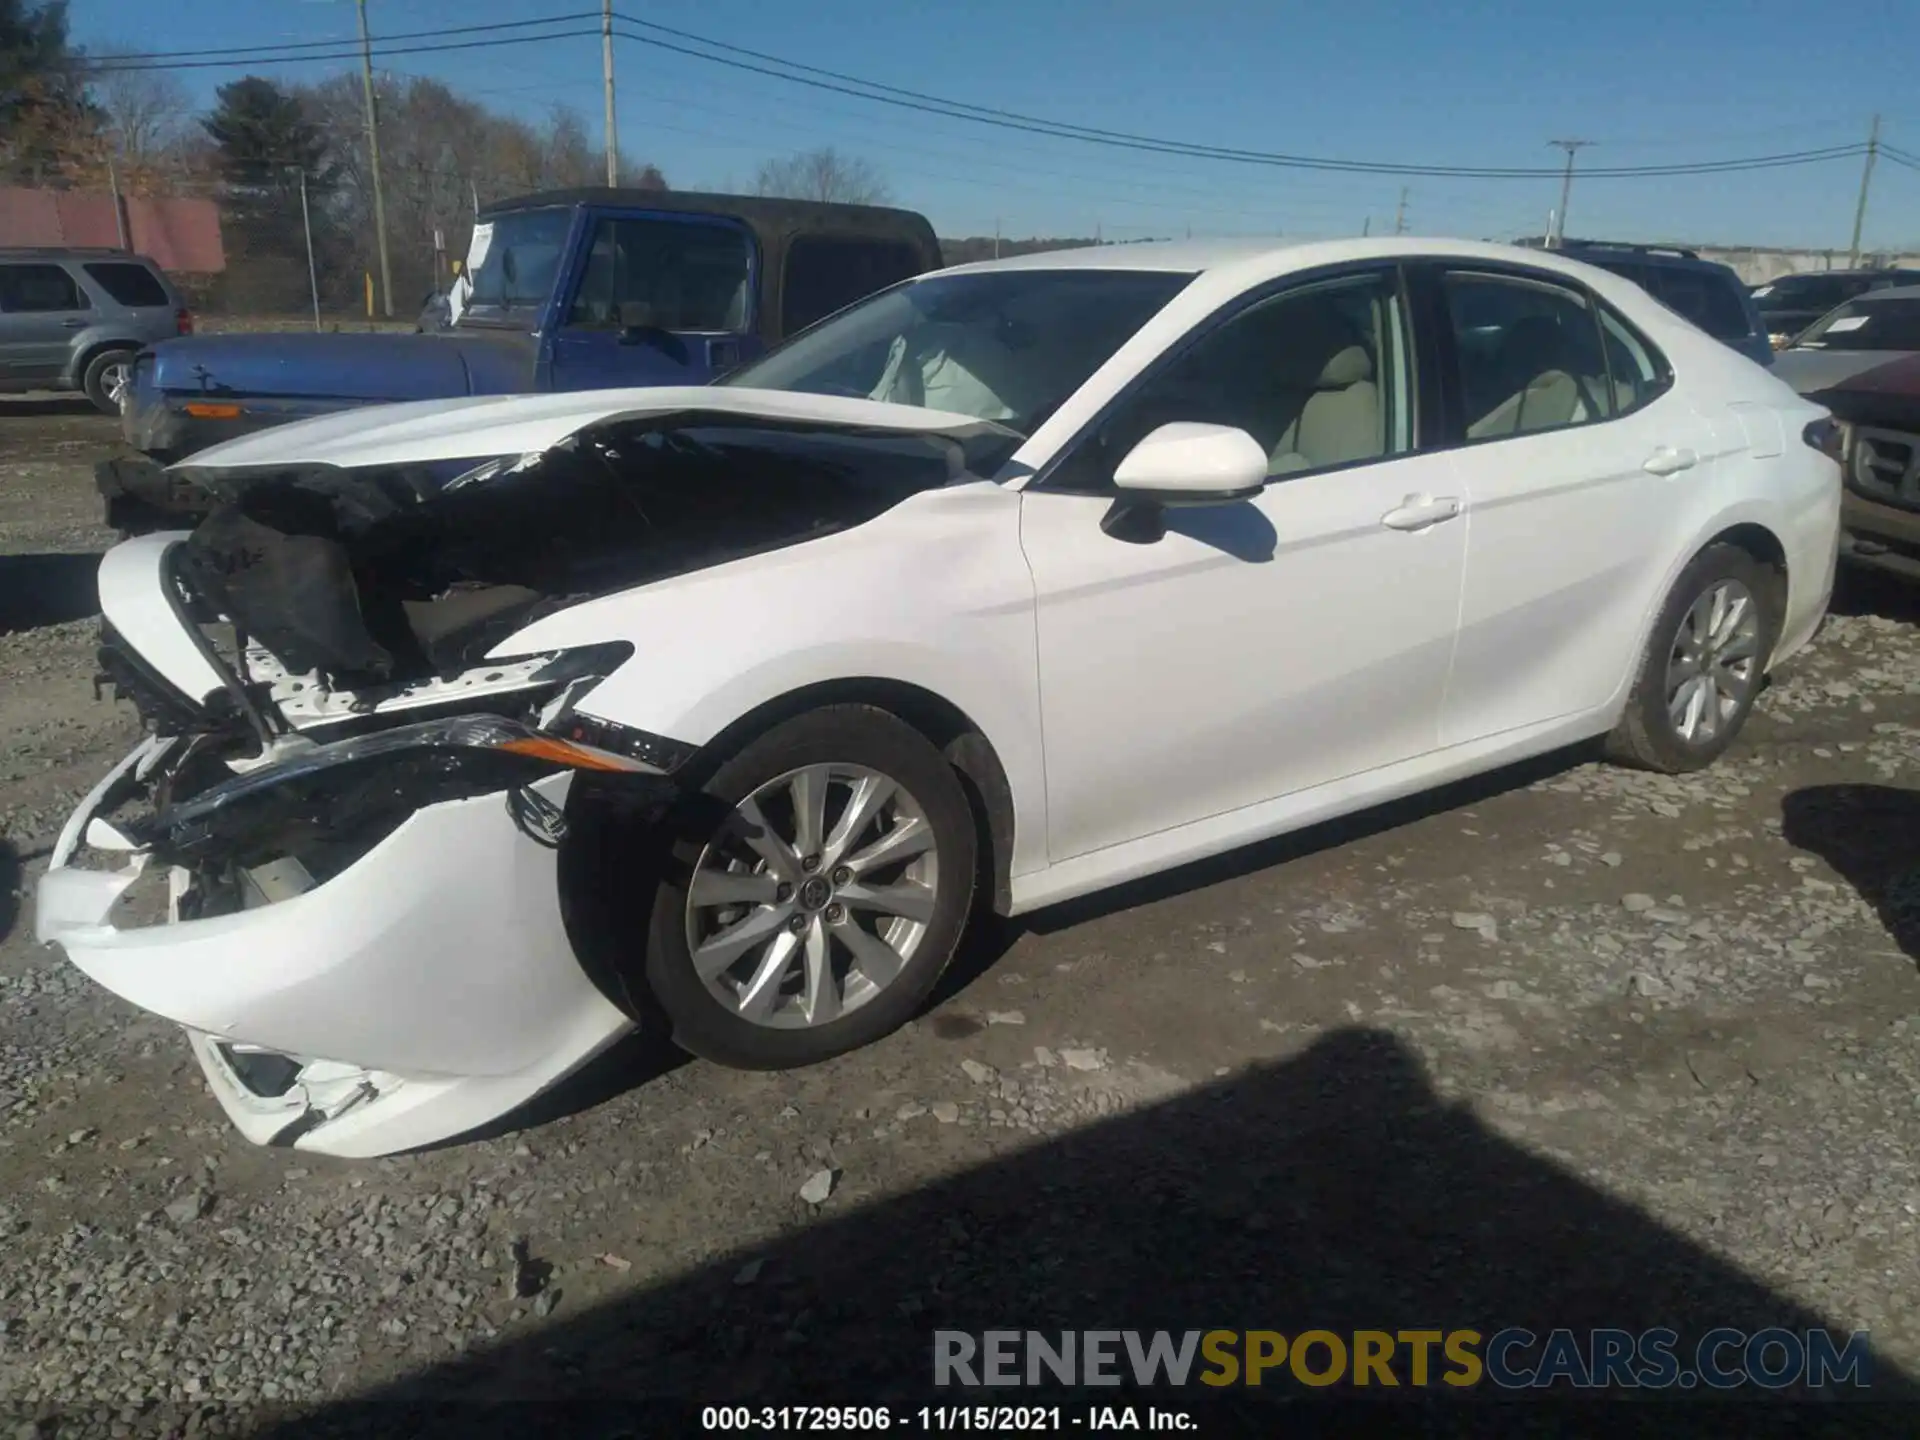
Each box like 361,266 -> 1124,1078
567,216 -> 753,332
83,261 -> 170,308
1652,268 -> 1751,340
1441,271 -> 1613,439
0,263 -> 86,313
781,236 -> 925,335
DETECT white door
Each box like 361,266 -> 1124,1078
1430,267 -> 1712,747
1019,267 -> 1468,863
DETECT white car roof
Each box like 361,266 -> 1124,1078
931,234 -> 1627,288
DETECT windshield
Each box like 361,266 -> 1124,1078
1794,297 -> 1920,352
460,207 -> 574,327
721,268 -> 1195,434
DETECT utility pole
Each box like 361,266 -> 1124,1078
1361,216 -> 1370,237
1548,139 -> 1592,248
106,153 -> 129,250
993,218 -> 1000,259
291,168 -> 321,332
1848,113 -> 1881,268
357,0 -> 394,318
1393,186 -> 1408,235
601,0 -> 619,185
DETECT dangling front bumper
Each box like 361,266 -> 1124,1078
36,733 -> 663,1159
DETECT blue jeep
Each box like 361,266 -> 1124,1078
99,187 -> 941,528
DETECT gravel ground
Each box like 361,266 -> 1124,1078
4,397 -> 1920,1433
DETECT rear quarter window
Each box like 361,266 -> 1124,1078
781,236 -> 926,336
82,262 -> 171,308
1652,268 -> 1752,341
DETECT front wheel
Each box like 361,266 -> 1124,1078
641,705 -> 978,1070
1605,543 -> 1779,773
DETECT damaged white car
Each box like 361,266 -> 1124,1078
39,238 -> 1841,1157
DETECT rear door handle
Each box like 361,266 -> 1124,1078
1643,446 -> 1698,476
60,318 -> 87,329
1381,494 -> 1461,531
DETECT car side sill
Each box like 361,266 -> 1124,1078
1006,709 -> 1611,917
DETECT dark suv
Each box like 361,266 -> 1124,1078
1750,267 -> 1920,349
1514,239 -> 1772,368
0,249 -> 192,413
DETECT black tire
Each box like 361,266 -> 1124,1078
81,347 -> 137,416
640,704 -> 978,1070
1605,543 -> 1780,774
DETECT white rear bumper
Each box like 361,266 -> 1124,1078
36,749 -> 636,1158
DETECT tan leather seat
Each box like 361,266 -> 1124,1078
1466,316 -> 1600,439
1268,344 -> 1382,475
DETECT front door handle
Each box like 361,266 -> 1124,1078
1643,446 -> 1698,476
1381,494 -> 1461,531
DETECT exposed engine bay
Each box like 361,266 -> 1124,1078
166,412 -> 1012,692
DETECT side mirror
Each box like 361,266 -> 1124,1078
1103,423 -> 1267,543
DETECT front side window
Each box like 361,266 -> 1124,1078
1442,271 -> 1612,440
723,268 -> 1194,436
0,263 -> 85,313
1045,269 -> 1413,494
566,216 -> 753,332
1793,296 -> 1920,352
461,208 -> 575,324
781,236 -> 924,335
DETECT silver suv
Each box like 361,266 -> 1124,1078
0,249 -> 191,414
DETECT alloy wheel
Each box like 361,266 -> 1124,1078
684,763 -> 940,1029
104,361 -> 132,410
1664,578 -> 1761,746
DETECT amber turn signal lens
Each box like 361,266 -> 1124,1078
183,402 -> 241,419
495,736 -> 644,772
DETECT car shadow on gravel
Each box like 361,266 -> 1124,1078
1782,784 -> 1920,963
254,1027 -> 1912,1440
0,395 -> 99,419
0,551 -> 102,633
0,838 -> 18,944
1829,565 -> 1920,625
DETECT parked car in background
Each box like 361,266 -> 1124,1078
97,189 -> 942,531
1515,239 -> 1772,368
1771,285 -> 1920,398
0,248 -> 192,414
40,237 -> 1838,1156
1787,341 -> 1920,582
1750,267 -> 1920,349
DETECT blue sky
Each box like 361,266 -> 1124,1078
70,0 -> 1920,249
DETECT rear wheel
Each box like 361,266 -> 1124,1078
1605,543 -> 1779,773
641,705 -> 977,1070
82,347 -> 137,416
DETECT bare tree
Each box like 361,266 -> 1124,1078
87,46 -> 193,174
754,147 -> 891,205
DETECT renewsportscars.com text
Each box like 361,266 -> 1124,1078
933,1327 -> 1874,1391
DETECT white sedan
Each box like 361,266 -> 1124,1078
37,238 -> 1840,1157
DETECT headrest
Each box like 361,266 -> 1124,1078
1317,345 -> 1373,388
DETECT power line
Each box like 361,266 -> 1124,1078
605,19 -> 1866,180
73,9 -> 1874,182
73,13 -> 603,66
76,27 -> 603,74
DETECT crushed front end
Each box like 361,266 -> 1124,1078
38,527 -> 677,1158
